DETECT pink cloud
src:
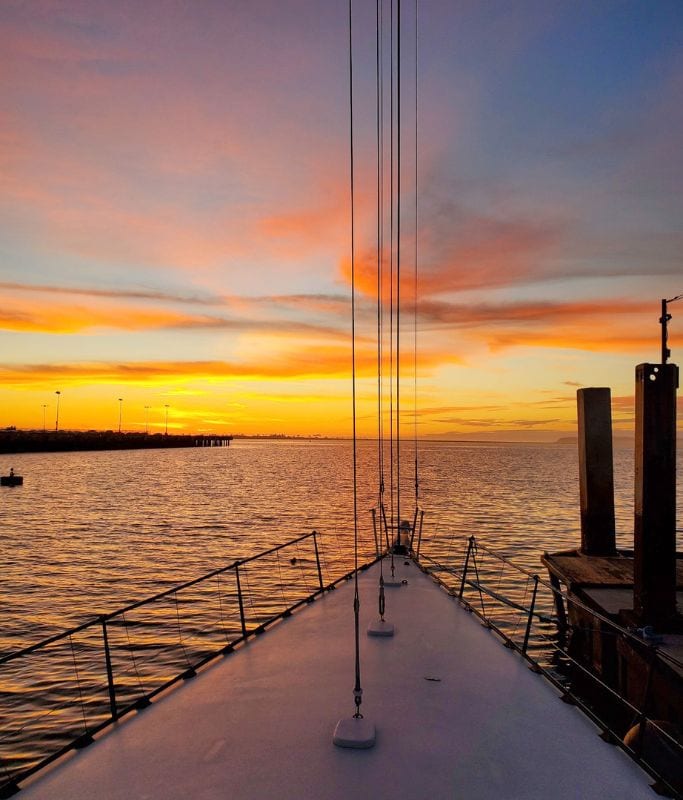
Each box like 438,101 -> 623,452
0,2 -> 352,277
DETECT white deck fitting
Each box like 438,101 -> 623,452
367,618 -> 394,637
382,555 -> 404,587
21,559 -> 654,800
332,717 -> 376,749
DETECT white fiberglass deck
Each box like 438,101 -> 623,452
22,559 -> 653,799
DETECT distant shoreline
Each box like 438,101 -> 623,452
5,428 -> 675,455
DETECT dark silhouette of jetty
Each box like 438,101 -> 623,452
0,430 -> 232,455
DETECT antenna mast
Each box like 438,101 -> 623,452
660,295 -> 683,364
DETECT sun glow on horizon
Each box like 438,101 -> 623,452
1,2 -> 682,438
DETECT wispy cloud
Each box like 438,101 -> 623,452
431,416 -> 561,428
0,295 -> 348,337
417,298 -> 648,326
0,2 -> 351,279
486,330 -> 654,355
338,203 -> 565,303
0,358 -> 355,386
414,298 -> 658,356
0,281 -> 223,305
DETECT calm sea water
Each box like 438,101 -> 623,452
0,438 -> 681,778
2,438 -> 682,651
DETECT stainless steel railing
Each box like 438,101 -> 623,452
417,536 -> 683,800
0,530 -> 377,797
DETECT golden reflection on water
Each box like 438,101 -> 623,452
3,438 -> 682,651
1,439 -> 681,776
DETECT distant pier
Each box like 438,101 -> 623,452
0,430 -> 233,455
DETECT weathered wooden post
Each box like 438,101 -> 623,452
634,363 -> 678,628
577,388 -> 616,556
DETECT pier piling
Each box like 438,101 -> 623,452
577,388 -> 616,556
634,363 -> 679,628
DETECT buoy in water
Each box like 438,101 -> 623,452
1,472 -> 23,486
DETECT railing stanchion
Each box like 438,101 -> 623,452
313,530 -> 324,592
548,570 -> 568,631
522,575 -> 539,655
416,509 -> 425,560
634,646 -> 657,758
101,615 -> 118,721
381,504 -> 390,551
459,535 -> 475,599
371,509 -> 379,557
234,562 -> 248,638
409,506 -> 418,553
1,531 -> 389,795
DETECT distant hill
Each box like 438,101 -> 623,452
424,429 -> 681,445
556,435 -> 635,447
423,430 -> 573,444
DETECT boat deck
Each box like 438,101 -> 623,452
21,559 -> 654,799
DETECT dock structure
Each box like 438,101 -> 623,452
19,560 -> 653,800
0,430 -> 232,454
543,363 -> 682,789
541,548 -> 683,712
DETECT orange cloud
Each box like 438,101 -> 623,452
257,179 -> 349,259
486,329 -> 654,355
0,298 -> 198,334
338,206 -> 564,301
413,298 -> 659,357
417,297 -> 653,328
422,217 -> 562,295
0,293 -> 349,337
0,281 -> 355,320
0,340 -> 456,388
0,356 -> 350,387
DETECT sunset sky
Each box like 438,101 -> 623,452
1,1 -> 682,438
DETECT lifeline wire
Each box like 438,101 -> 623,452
215,574 -> 230,642
376,0 -> 385,595
413,0 -> 419,509
121,611 -> 147,696
388,0 -> 395,543
68,635 -> 90,735
388,0 -> 396,577
174,591 -> 194,672
376,0 -> 384,520
396,0 -> 401,541
348,0 -> 363,720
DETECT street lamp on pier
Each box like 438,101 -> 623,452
144,405 -> 150,434
118,398 -> 123,433
164,404 -> 170,436
55,391 -> 61,431
42,404 -> 47,432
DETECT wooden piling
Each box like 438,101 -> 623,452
577,388 -> 616,556
634,363 -> 679,628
